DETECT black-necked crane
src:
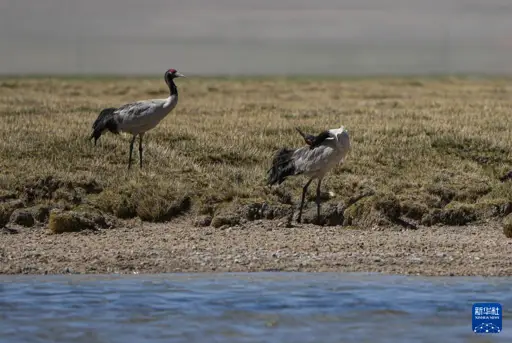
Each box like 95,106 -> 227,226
89,68 -> 185,169
267,125 -> 351,224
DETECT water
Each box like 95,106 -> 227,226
0,273 -> 510,343
1,0 -> 512,76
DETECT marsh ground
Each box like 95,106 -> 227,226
0,76 -> 511,274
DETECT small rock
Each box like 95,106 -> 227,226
9,209 -> 35,227
409,257 -> 423,263
210,214 -> 240,228
194,215 -> 212,227
301,203 -> 343,226
503,214 -> 512,238
0,199 -> 25,227
0,227 -> 19,234
28,205 -> 51,222
244,203 -> 264,221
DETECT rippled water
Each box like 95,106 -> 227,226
0,273 -> 511,343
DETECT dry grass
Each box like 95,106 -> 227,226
1,76 -> 512,228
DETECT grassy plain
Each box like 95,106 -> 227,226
1,76 -> 512,231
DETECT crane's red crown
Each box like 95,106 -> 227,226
168,68 -> 177,74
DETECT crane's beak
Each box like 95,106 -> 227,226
175,72 -> 186,78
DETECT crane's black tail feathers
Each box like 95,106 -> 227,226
90,107 -> 119,145
267,148 -> 297,186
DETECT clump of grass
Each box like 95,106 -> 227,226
401,201 -> 428,221
1,76 -> 512,226
91,181 -> 191,222
343,192 -> 402,227
0,200 -> 24,227
422,203 -> 478,226
0,189 -> 17,202
48,209 -> 96,234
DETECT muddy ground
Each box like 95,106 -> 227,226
1,219 -> 510,276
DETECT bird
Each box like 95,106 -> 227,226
267,125 -> 351,224
89,68 -> 185,169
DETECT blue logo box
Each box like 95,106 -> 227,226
472,303 -> 502,333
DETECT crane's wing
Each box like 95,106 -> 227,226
292,144 -> 336,175
115,100 -> 164,129
116,101 -> 156,117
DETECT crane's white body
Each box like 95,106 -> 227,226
266,125 -> 351,224
293,126 -> 350,179
116,96 -> 178,135
90,68 -> 184,169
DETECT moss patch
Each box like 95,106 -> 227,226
48,209 -> 97,234
211,213 -> 241,228
343,192 -> 402,227
91,183 -> 192,222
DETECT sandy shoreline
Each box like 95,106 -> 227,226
1,220 -> 510,276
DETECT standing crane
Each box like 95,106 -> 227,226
267,125 -> 351,224
89,68 -> 185,169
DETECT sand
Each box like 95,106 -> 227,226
1,220 -> 510,276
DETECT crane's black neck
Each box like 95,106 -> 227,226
168,79 -> 178,96
308,131 -> 332,149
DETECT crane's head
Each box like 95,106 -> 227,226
164,69 -> 186,83
328,126 -> 350,152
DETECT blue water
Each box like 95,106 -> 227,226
0,273 -> 510,343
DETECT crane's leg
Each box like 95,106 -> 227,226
297,178 -> 313,223
316,178 -> 322,224
128,135 -> 136,170
138,133 -> 145,168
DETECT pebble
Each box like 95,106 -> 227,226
409,257 -> 423,263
